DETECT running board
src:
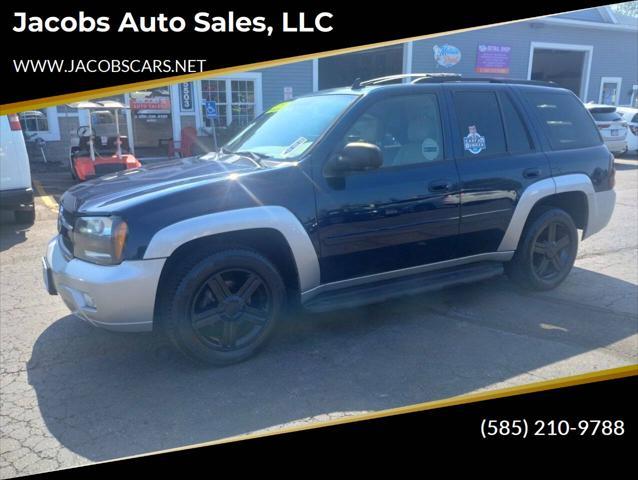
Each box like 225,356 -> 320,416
303,262 -> 504,313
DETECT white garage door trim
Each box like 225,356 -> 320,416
527,41 -> 594,101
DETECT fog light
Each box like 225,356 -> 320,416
82,292 -> 96,309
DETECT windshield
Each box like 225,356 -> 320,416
222,94 -> 357,160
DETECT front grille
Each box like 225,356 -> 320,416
94,163 -> 127,176
58,206 -> 75,257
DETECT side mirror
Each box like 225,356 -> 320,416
325,142 -> 383,177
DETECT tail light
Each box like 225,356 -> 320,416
8,114 -> 21,131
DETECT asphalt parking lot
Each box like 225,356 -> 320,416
1,156 -> 637,477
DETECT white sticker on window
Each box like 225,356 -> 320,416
281,137 -> 309,157
463,125 -> 486,154
421,138 -> 440,161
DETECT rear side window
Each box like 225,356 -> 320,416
524,92 -> 601,150
499,94 -> 534,153
453,92 -> 506,157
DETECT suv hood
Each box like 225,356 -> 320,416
62,154 -> 260,213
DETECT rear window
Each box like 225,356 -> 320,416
523,92 -> 601,150
591,111 -> 622,122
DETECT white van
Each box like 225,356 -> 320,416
0,114 -> 35,224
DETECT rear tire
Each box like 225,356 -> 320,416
505,208 -> 578,291
159,249 -> 286,365
14,209 -> 35,226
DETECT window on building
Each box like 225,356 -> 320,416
200,79 -> 228,128
499,93 -> 534,153
339,94 -> 444,167
453,92 -> 506,157
200,78 -> 257,128
230,80 -> 255,127
523,91 -> 601,150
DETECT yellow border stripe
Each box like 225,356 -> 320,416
33,179 -> 59,212
0,6 -> 595,115
187,365 -> 638,446
103,364 -> 635,463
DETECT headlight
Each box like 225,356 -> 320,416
73,216 -> 128,265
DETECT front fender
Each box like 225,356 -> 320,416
143,205 -> 321,292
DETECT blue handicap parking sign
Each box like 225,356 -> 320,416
205,100 -> 218,119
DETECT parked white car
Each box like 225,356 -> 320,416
616,107 -> 638,153
585,104 -> 628,155
0,114 -> 35,224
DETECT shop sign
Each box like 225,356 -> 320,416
130,96 -> 171,111
433,44 -> 461,68
475,44 -> 511,74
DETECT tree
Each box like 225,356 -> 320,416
612,1 -> 638,17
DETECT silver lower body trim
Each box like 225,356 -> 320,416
300,251 -> 514,303
46,235 -> 164,332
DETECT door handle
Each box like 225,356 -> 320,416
428,179 -> 454,192
523,168 -> 541,179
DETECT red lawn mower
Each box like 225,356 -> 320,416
68,100 -> 142,181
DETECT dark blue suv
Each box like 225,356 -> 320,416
43,74 -> 616,364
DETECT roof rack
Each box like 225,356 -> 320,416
355,73 -> 555,88
358,73 -> 461,87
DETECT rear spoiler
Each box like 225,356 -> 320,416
588,106 -> 617,114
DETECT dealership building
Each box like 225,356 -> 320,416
24,5 -> 638,163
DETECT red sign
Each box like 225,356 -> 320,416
129,96 -> 171,110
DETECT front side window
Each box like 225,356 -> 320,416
223,94 -> 357,160
453,91 -> 506,158
524,92 -> 601,150
338,93 -> 444,167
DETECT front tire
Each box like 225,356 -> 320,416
160,249 -> 286,365
505,208 -> 578,291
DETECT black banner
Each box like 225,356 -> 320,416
1,0 -> 613,105
27,374 -> 637,477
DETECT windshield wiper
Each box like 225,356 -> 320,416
226,150 -> 272,164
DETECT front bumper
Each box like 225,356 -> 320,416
44,235 -> 165,332
0,187 -> 34,211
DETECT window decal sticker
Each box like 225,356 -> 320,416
267,101 -> 290,114
281,136 -> 309,157
421,138 -> 440,160
463,125 -> 486,154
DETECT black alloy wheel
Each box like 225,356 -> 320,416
505,208 -> 578,291
190,269 -> 271,352
161,249 -> 286,365
530,221 -> 573,281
